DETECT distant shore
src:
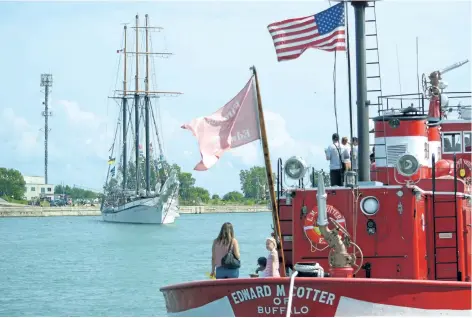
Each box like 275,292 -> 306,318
0,204 -> 270,218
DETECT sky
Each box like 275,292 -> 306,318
0,0 -> 470,196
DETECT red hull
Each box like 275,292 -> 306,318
160,277 -> 472,316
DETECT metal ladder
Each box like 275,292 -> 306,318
365,1 -> 389,183
432,154 -> 461,281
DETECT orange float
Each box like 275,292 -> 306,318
303,204 -> 346,246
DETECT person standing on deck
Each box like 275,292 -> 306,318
326,133 -> 350,186
351,137 -> 359,173
211,222 -> 241,279
341,136 -> 352,169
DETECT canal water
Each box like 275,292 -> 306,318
0,212 -> 272,316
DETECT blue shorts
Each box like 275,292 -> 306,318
216,266 -> 239,279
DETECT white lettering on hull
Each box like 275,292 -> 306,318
231,285 -> 272,304
257,306 -> 309,315
230,284 -> 336,315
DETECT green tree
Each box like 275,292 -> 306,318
223,191 -> 244,202
211,194 -> 220,200
239,166 -> 273,202
0,168 -> 26,200
188,186 -> 210,204
179,172 -> 196,201
171,163 -> 181,175
103,178 -> 119,194
54,184 -> 101,200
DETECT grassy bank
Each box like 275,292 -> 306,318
1,196 -> 28,205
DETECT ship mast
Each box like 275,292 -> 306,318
144,14 -> 151,194
122,25 -> 128,190
349,0 -> 370,181
134,14 -> 140,195
330,0 -> 370,181
109,14 -> 183,196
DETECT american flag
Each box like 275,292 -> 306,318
268,2 -> 346,62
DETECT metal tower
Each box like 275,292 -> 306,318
40,74 -> 53,184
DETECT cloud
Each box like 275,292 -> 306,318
0,108 -> 43,158
229,110 -> 325,168
58,99 -> 105,129
56,99 -> 113,160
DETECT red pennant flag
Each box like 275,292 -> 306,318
181,76 -> 261,171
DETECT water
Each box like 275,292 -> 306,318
0,212 -> 273,316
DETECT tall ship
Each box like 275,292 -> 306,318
101,14 -> 181,224
160,0 -> 472,316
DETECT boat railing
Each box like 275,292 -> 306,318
376,92 -> 426,117
440,91 -> 472,120
276,158 -> 284,201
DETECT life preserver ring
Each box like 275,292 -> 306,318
303,205 -> 346,247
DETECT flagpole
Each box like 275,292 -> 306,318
250,66 -> 286,277
345,1 -> 354,145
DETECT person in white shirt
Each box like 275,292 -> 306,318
325,133 -> 351,186
351,137 -> 358,172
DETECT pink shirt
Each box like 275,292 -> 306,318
214,239 -> 233,268
263,249 -> 280,277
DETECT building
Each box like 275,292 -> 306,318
24,176 -> 54,201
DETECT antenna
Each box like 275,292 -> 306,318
416,37 -> 420,95
40,74 -> 53,185
395,44 -> 402,94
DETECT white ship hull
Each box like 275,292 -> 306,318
101,196 -> 178,224
101,171 -> 180,224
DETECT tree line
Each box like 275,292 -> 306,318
104,159 -> 273,205
54,185 -> 101,201
174,164 -> 271,205
0,162 -> 330,206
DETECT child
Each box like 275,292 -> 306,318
262,237 -> 280,277
250,257 -> 267,278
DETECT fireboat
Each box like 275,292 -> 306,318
160,0 -> 471,316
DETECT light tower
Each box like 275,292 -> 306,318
40,74 -> 53,184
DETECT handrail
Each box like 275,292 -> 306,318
453,153 -> 461,281
432,153 -> 437,279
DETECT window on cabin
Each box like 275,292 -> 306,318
464,132 -> 471,153
442,132 -> 462,153
31,187 -> 35,191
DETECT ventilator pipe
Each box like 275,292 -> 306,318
316,173 -> 354,277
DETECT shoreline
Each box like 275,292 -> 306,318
0,204 -> 270,218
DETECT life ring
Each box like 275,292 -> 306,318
303,205 -> 346,247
